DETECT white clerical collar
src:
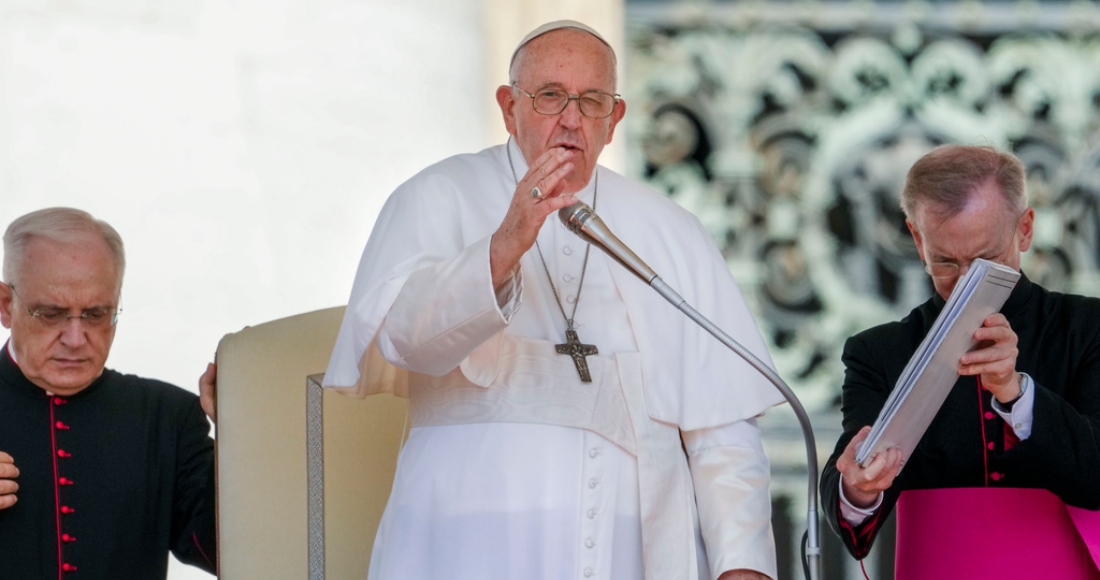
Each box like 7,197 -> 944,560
6,340 -> 16,364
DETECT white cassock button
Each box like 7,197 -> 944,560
567,295 -> 577,304
585,538 -> 596,549
563,246 -> 574,256
563,273 -> 575,283
588,448 -> 600,458
588,478 -> 599,489
584,567 -> 594,577
587,508 -> 597,519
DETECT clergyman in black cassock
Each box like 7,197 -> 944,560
820,145 -> 1100,559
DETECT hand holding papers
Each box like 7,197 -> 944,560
855,259 -> 1021,468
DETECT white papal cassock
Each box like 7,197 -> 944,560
323,140 -> 786,580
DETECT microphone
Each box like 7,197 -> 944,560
558,202 -> 658,284
557,200 -> 822,580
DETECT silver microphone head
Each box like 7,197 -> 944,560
556,200 -> 659,284
558,201 -> 593,234
558,202 -> 600,247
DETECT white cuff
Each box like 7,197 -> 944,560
494,264 -> 523,322
838,479 -> 882,527
991,372 -> 1034,440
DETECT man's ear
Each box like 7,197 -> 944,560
496,85 -> 518,136
906,219 -> 927,264
605,98 -> 626,144
0,283 -> 13,329
1016,206 -> 1035,253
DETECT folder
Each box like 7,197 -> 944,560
856,258 -> 1020,467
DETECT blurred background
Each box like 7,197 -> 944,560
2,0 -> 1098,578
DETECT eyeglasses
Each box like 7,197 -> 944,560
8,284 -> 121,328
923,216 -> 1022,280
512,83 -> 621,119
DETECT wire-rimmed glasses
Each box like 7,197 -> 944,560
511,82 -> 620,119
7,283 -> 121,328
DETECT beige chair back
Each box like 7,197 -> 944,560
215,306 -> 407,579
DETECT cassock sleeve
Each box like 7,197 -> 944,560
999,376 -> 1100,509
324,159 -> 520,393
820,333 -> 899,560
169,398 -> 217,573
683,418 -> 778,580
376,234 -> 515,377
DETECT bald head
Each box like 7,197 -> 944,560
509,23 -> 617,91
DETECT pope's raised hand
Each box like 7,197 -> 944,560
490,147 -> 578,288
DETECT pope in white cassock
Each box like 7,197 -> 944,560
323,20 -> 786,580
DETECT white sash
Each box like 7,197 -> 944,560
408,335 -> 702,580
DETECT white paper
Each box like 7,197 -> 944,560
855,259 -> 1021,467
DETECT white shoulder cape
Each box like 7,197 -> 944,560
323,144 -> 785,430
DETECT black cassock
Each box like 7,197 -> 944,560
820,274 -> 1100,559
0,345 -> 216,579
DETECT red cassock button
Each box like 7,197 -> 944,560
991,472 -> 1004,481
53,398 -> 67,406
58,477 -> 73,486
984,412 -> 995,420
62,533 -> 75,542
55,421 -> 70,430
61,506 -> 74,514
57,450 -> 72,458
987,442 -> 995,450
62,563 -> 77,572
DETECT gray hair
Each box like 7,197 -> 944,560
901,144 -> 1028,222
3,207 -> 126,287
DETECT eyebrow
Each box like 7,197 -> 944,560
29,302 -> 116,313
533,82 -> 610,94
929,249 -> 1000,263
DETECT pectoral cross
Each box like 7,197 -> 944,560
556,327 -> 599,383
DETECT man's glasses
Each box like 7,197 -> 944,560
8,284 -> 120,328
512,82 -> 620,119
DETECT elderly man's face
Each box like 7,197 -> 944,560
907,181 -> 1034,300
497,28 -> 625,193
0,234 -> 120,396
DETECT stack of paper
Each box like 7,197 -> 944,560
856,258 -> 1021,468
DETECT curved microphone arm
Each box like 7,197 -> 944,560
649,277 -> 821,580
560,202 -> 821,580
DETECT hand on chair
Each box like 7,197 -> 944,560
199,362 -> 217,424
0,452 -> 19,510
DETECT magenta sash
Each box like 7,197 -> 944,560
895,488 -> 1100,580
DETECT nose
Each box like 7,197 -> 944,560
957,261 -> 972,278
58,317 -> 88,348
558,97 -> 583,129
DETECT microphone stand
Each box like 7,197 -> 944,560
561,203 -> 821,580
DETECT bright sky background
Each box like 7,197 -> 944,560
1,1 -> 492,577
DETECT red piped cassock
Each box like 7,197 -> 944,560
0,344 -> 216,579
821,274 -> 1100,560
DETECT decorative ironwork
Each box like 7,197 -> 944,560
627,4 -> 1100,576
626,1 -> 1100,407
